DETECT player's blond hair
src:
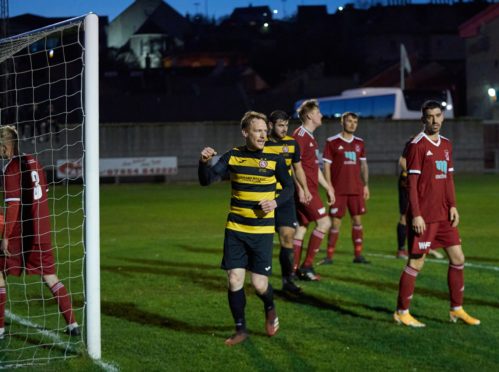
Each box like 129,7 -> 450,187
0,125 -> 19,149
297,99 -> 319,122
240,111 -> 267,130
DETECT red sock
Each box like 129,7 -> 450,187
303,229 -> 325,268
352,224 -> 363,257
50,282 -> 76,325
0,287 -> 6,328
292,239 -> 303,271
397,265 -> 419,311
327,228 -> 339,259
448,264 -> 464,308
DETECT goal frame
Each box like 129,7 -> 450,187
0,13 -> 101,360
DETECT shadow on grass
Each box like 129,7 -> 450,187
466,256 -> 499,264
276,290 -> 393,322
116,256 -> 219,270
177,244 -> 220,255
101,300 -> 232,336
331,274 -> 499,309
101,264 -> 224,293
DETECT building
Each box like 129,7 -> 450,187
107,0 -> 191,69
459,3 -> 499,120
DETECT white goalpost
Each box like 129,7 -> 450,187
0,13 -> 100,366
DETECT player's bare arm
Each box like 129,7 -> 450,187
200,147 -> 217,163
361,159 -> 370,200
0,238 -> 10,257
323,161 -> 332,185
412,216 -> 426,235
399,156 -> 407,172
449,206 -> 460,227
318,168 -> 335,205
293,162 -> 312,204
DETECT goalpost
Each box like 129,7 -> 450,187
0,13 -> 100,365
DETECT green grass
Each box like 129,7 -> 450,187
2,175 -> 499,371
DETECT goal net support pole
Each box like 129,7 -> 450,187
84,13 -> 101,360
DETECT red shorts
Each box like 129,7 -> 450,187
408,220 -> 461,255
296,190 -> 327,226
329,194 -> 366,218
0,240 -> 56,276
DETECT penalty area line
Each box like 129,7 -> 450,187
366,253 -> 499,272
2,310 -> 120,372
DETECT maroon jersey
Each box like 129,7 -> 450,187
292,125 -> 319,191
323,134 -> 366,195
406,133 -> 456,223
3,154 -> 51,245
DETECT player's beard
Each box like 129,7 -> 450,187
271,130 -> 285,140
426,123 -> 441,135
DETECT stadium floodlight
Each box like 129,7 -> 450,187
0,13 -> 100,366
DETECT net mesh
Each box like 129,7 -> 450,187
0,18 -> 86,367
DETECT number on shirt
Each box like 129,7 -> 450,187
31,170 -> 43,200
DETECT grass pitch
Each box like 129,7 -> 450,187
2,174 -> 499,371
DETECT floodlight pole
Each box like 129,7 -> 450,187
84,13 -> 101,360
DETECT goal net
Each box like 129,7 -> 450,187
0,14 -> 100,367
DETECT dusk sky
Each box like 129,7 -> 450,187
10,0 -> 354,21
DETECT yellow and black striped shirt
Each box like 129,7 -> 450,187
199,146 -> 293,234
264,135 -> 301,191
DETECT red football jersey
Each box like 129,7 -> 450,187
292,125 -> 319,191
323,134 -> 366,195
406,133 -> 456,223
3,154 -> 52,245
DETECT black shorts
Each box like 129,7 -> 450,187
275,198 -> 298,230
221,229 -> 274,276
398,177 -> 408,215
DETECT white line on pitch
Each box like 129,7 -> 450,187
2,310 -> 120,372
366,253 -> 499,272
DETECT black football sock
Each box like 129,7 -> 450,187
397,223 -> 407,250
256,284 -> 275,313
228,288 -> 246,332
279,247 -> 294,280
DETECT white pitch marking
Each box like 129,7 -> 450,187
366,253 -> 499,272
2,310 -> 120,372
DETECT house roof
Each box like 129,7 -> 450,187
108,0 -> 190,48
459,3 -> 499,38
230,6 -> 273,23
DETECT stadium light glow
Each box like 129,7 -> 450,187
263,22 -> 269,28
338,6 -> 344,11
488,88 -> 496,98
273,9 -> 278,14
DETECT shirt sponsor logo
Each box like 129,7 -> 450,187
418,242 -> 431,250
426,150 -> 433,156
344,151 -> 356,164
435,160 -> 448,179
